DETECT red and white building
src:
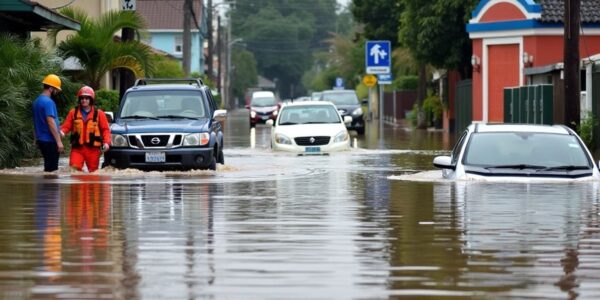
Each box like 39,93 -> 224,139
467,0 -> 600,123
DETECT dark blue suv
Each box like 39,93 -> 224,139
103,78 -> 226,171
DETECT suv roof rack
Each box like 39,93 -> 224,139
134,78 -> 204,87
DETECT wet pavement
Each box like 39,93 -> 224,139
1,110 -> 600,299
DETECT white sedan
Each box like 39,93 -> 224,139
433,123 -> 600,181
267,101 -> 351,153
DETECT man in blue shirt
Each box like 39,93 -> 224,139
33,74 -> 65,172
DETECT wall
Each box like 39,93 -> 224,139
149,31 -> 203,73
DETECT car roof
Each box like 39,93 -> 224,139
127,84 -> 205,92
282,100 -> 335,108
472,123 -> 572,135
321,89 -> 355,94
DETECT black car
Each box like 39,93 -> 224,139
103,78 -> 226,171
319,90 -> 365,135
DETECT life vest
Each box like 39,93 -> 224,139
71,108 -> 103,148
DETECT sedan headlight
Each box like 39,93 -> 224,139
274,133 -> 292,145
352,107 -> 363,116
111,134 -> 128,147
250,111 -> 257,118
333,130 -> 349,143
184,133 -> 210,146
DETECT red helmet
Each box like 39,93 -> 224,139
77,86 -> 95,104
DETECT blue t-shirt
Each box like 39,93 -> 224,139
33,95 -> 60,142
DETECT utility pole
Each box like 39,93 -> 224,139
207,0 -> 214,81
217,15 -> 222,91
119,0 -> 136,103
182,0 -> 193,76
564,0 -> 581,129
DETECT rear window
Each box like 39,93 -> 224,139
120,90 -> 208,118
321,92 -> 359,105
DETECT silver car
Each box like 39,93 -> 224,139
433,123 -> 600,181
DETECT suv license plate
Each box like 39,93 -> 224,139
305,147 -> 321,153
145,152 -> 166,163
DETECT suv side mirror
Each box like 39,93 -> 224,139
105,112 -> 114,123
213,109 -> 227,121
361,99 -> 368,105
266,119 -> 275,127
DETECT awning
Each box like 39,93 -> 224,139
0,0 -> 80,34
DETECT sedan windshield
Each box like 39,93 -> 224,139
278,105 -> 341,125
321,92 -> 359,105
120,90 -> 208,119
463,132 -> 591,168
251,97 -> 277,107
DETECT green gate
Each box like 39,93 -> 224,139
455,79 -> 472,134
504,85 -> 553,124
592,68 -> 600,150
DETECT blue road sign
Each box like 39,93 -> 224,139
377,74 -> 392,85
366,40 -> 391,74
333,77 -> 344,89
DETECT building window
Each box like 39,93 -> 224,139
175,36 -> 183,53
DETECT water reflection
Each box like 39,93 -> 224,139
35,183 -> 62,277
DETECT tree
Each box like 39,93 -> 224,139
48,8 -> 154,90
150,55 -> 185,78
232,0 -> 338,98
351,0 -> 403,46
232,50 -> 258,104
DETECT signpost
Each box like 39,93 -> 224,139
365,41 -> 391,74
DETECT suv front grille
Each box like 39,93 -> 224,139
126,134 -> 184,149
295,136 -> 330,146
141,135 -> 170,147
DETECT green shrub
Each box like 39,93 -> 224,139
95,89 -> 120,113
0,34 -> 78,168
394,76 -> 418,90
422,94 -> 443,124
150,55 -> 184,78
577,112 -> 597,149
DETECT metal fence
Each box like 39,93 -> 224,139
503,85 -> 553,125
455,79 -> 472,133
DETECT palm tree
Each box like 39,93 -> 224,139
48,8 -> 153,90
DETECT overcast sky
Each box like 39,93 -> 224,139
338,0 -> 351,9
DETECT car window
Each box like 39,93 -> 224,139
451,130 -> 468,165
120,90 -> 208,118
251,97 -> 277,107
204,88 -> 216,112
278,105 -> 341,125
321,92 -> 359,105
463,132 -> 591,167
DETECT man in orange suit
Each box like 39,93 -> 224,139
61,86 -> 111,172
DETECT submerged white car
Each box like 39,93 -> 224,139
267,101 -> 351,153
433,123 -> 600,181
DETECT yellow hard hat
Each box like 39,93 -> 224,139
42,74 -> 62,91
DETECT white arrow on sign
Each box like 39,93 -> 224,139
369,44 -> 388,65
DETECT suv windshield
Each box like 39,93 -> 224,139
321,92 -> 359,105
251,97 -> 277,107
278,105 -> 341,125
119,90 -> 208,119
463,132 -> 591,168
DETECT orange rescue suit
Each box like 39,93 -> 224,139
61,107 -> 111,172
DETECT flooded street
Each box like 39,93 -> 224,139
1,110 -> 600,299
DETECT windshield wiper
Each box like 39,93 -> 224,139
156,115 -> 199,120
305,121 -> 329,124
121,115 -> 158,120
536,165 -> 590,172
279,122 -> 299,125
484,164 -> 545,170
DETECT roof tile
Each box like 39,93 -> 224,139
137,0 -> 202,30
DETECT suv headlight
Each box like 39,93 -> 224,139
111,134 -> 128,147
352,107 -> 363,116
275,133 -> 292,145
333,130 -> 349,143
250,111 -> 257,118
184,133 -> 210,146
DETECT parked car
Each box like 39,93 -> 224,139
433,123 -> 600,181
103,78 -> 227,171
247,90 -> 279,127
319,89 -> 365,135
267,101 -> 352,153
